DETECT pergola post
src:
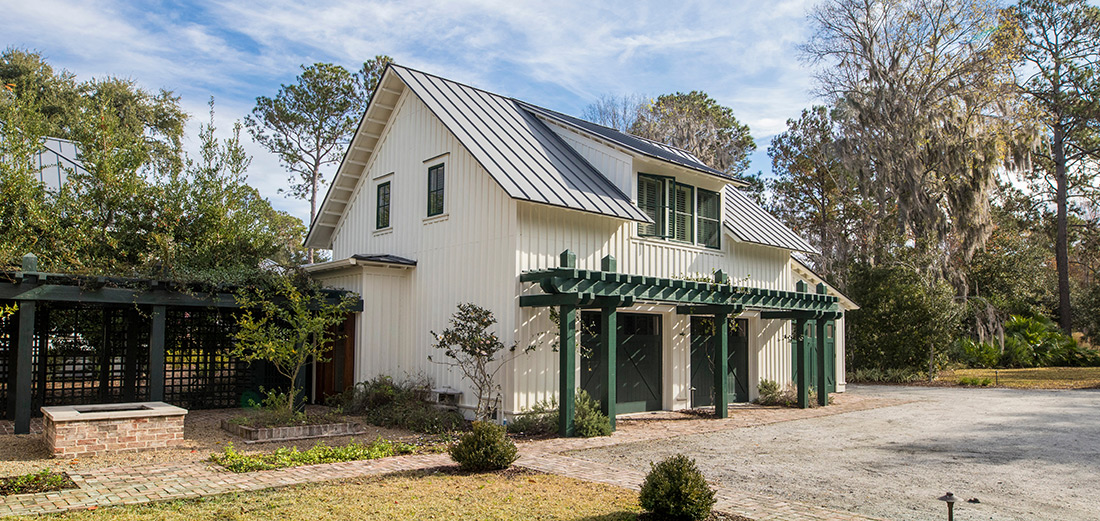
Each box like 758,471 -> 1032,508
600,255 -> 618,430
149,305 -> 166,402
558,250 -> 577,437
713,270 -> 730,419
14,253 -> 39,435
816,283 -> 829,407
794,281 -> 810,409
14,302 -> 35,435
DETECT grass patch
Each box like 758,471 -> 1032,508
950,367 -> 1100,389
40,468 -> 645,520
211,438 -> 414,473
1,469 -> 76,496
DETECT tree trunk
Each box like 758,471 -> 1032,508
1054,124 -> 1072,333
308,165 -> 319,264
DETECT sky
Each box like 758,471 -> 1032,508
2,0 -> 824,225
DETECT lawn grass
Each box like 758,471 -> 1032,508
951,367 -> 1100,389
37,468 -> 644,520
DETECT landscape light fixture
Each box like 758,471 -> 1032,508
938,492 -> 958,521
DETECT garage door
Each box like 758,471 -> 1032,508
690,317 -> 749,407
580,312 -> 663,414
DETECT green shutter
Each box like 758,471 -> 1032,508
638,175 -> 667,237
673,184 -> 694,242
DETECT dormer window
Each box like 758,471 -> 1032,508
637,173 -> 721,250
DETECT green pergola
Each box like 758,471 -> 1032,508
520,250 -> 841,437
2,254 -> 362,435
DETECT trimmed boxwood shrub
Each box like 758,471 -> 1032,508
449,421 -> 518,471
639,454 -> 716,520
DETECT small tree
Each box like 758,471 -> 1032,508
430,303 -> 532,421
232,273 -> 357,418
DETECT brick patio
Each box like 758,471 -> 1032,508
0,393 -> 901,519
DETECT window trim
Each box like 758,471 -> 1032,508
426,163 -> 445,217
375,180 -> 391,230
636,173 -> 723,250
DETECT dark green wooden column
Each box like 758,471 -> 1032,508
713,270 -> 730,419
149,305 -> 167,402
558,250 -> 577,437
600,255 -> 618,430
14,254 -> 39,434
816,283 -> 829,407
794,281 -> 810,409
14,301 -> 35,434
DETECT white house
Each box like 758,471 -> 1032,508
304,64 -> 857,435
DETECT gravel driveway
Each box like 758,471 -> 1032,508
571,385 -> 1100,521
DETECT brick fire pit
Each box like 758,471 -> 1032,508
41,402 -> 187,458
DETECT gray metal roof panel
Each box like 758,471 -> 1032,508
393,66 -> 650,223
516,101 -> 736,181
722,186 -> 818,254
352,254 -> 417,266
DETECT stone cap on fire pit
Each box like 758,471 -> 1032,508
41,402 -> 187,422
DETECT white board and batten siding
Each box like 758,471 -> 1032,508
314,85 -> 835,417
316,91 -> 520,407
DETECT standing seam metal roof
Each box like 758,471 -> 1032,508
723,185 -> 818,254
516,101 -> 735,181
393,66 -> 650,223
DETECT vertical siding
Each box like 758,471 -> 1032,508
512,199 -> 799,412
324,91 -> 519,415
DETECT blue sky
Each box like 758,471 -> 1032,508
3,0 -> 822,224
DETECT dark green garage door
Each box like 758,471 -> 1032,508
690,317 -> 750,407
580,312 -> 663,414
791,320 -> 836,393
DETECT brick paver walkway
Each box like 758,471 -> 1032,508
0,393 -> 900,520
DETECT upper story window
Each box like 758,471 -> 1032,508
427,163 -> 445,217
376,181 -> 391,229
637,173 -> 721,250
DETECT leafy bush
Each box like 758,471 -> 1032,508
638,454 -> 716,520
449,421 -> 518,471
507,398 -> 558,435
573,389 -> 612,437
846,367 -> 923,383
846,263 -> 962,373
950,338 -> 1001,369
333,376 -> 465,434
951,315 -> 1100,369
211,438 -> 414,473
756,379 -> 795,406
957,376 -> 993,387
0,469 -> 76,495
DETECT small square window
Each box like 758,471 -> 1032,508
427,164 -> 445,217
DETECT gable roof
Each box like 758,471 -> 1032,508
516,102 -> 738,182
392,66 -> 651,223
723,186 -> 818,254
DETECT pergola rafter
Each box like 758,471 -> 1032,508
520,250 -> 840,436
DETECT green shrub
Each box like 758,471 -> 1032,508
755,379 -> 798,406
957,376 -> 993,387
332,376 -> 465,434
639,454 -> 716,520
507,398 -> 558,435
846,367 -> 922,383
950,338 -> 1001,369
211,438 -> 414,473
573,389 -> 612,438
449,421 -> 518,471
0,469 -> 76,496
